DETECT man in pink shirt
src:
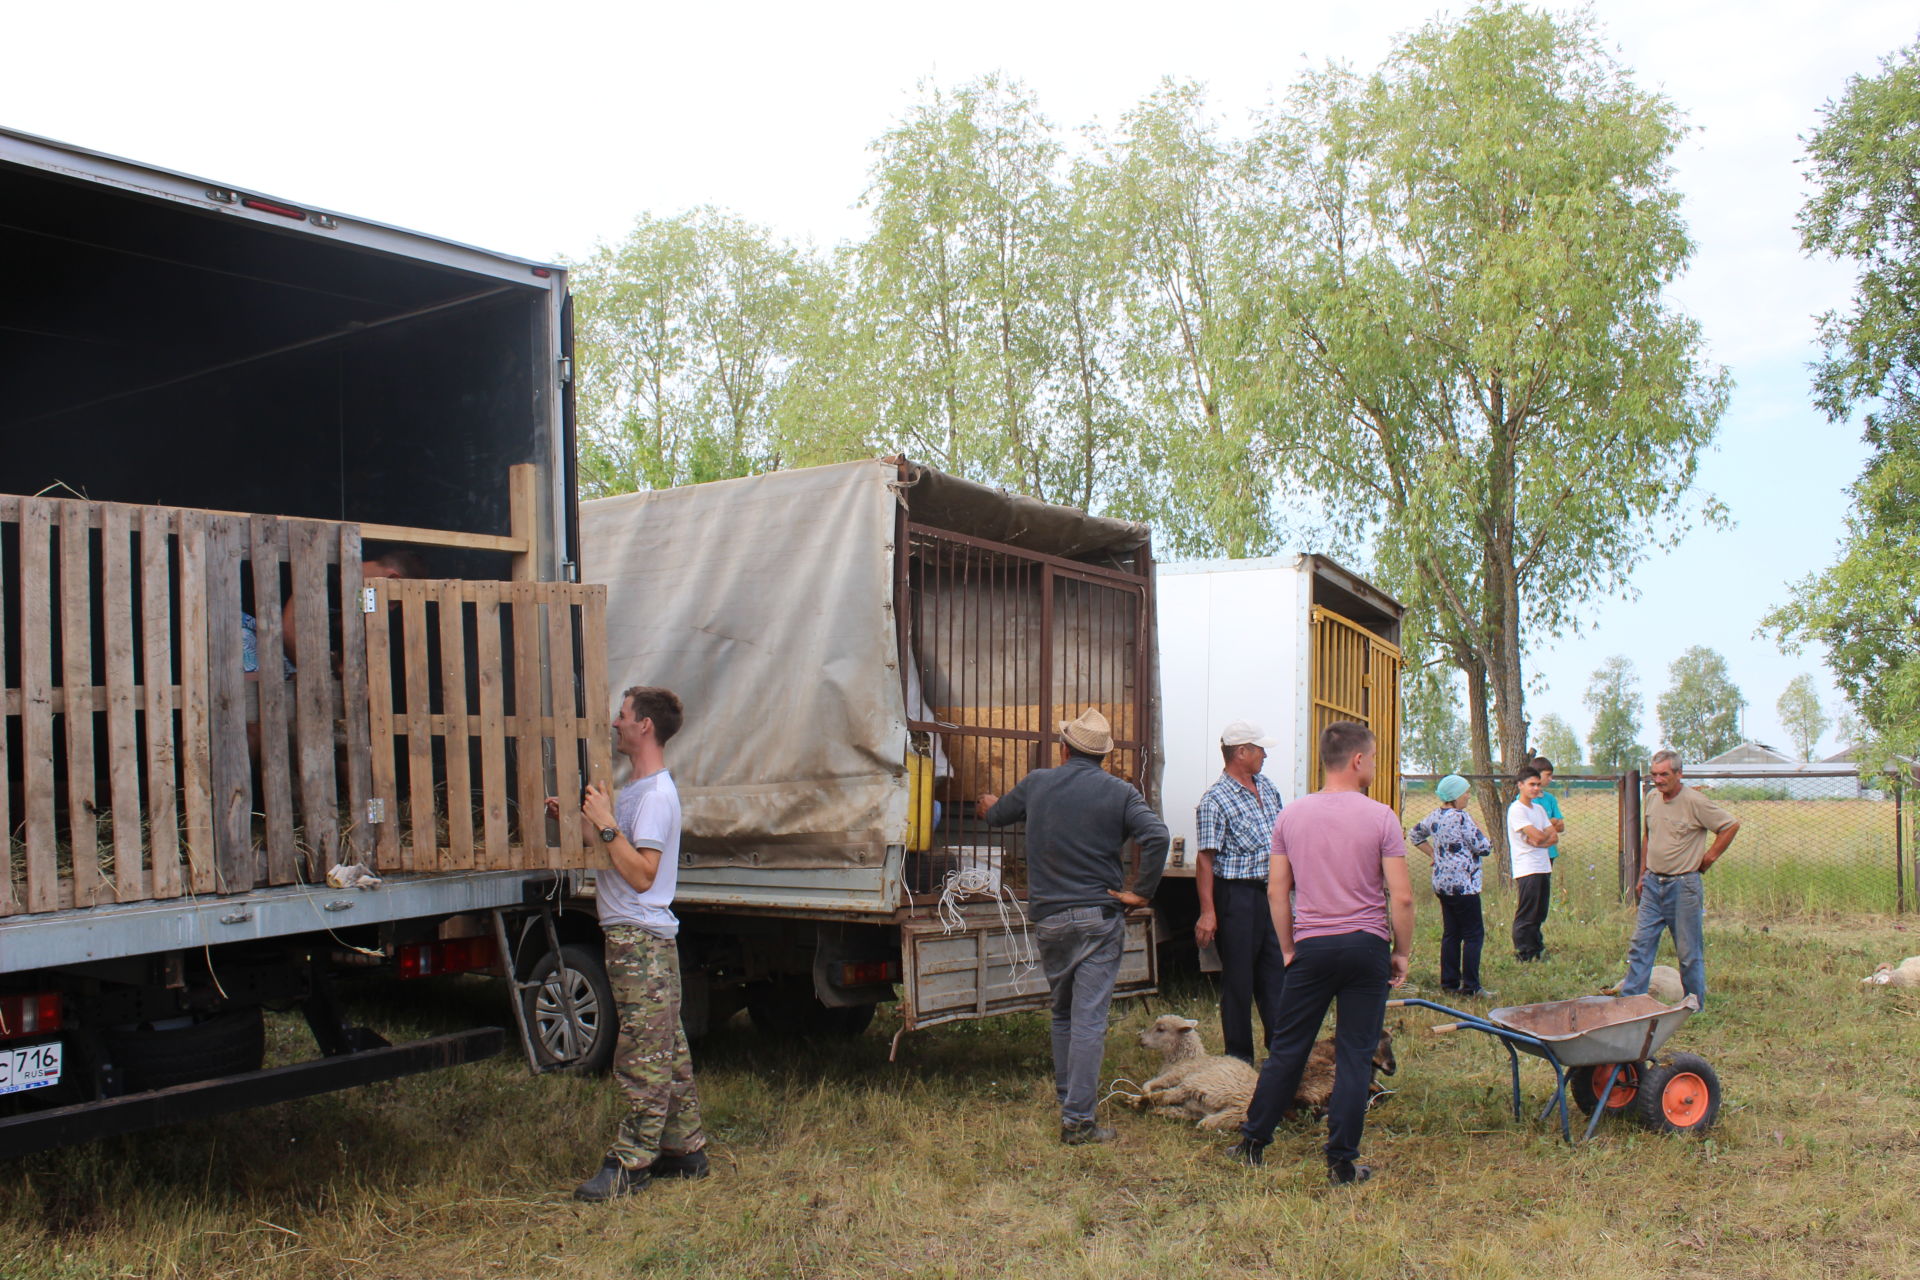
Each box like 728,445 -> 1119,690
1228,721 -> 1416,1186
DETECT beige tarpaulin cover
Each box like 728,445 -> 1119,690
581,460 -> 908,869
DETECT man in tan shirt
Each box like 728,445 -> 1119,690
1620,750 -> 1740,1005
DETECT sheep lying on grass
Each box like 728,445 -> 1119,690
1131,1015 -> 1397,1130
1602,964 -> 1684,1002
1862,957 -> 1920,987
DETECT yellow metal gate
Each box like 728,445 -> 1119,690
1309,606 -> 1403,810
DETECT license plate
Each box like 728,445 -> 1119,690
0,1041 -> 62,1095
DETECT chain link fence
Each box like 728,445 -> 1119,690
1400,767 -> 1911,917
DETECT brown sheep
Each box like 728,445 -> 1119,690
1133,1015 -> 1397,1130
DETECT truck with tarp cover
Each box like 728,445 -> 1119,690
580,458 -> 1161,1042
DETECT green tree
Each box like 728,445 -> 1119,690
1657,646 -> 1745,763
1532,713 -> 1582,769
1764,38 -> 1920,768
1776,674 -> 1830,762
1585,656 -> 1646,772
1251,4 -> 1728,790
1403,664 -> 1472,774
570,210 -> 820,494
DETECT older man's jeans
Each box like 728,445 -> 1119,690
1621,870 -> 1707,1004
1034,905 -> 1127,1125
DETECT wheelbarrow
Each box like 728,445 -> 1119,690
1388,993 -> 1721,1142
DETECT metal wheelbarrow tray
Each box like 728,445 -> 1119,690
1389,993 -> 1721,1142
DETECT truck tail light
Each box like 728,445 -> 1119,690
397,936 -> 498,980
240,196 -> 306,220
0,993 -> 63,1040
839,961 -> 900,987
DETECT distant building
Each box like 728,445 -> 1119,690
1691,741 -> 1864,798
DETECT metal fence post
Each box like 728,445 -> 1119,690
1618,771 -> 1642,903
1897,776 -> 1906,915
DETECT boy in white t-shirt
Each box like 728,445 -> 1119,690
547,686 -> 707,1201
1507,765 -> 1558,962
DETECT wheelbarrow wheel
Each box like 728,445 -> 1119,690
1634,1053 -> 1721,1134
1570,1062 -> 1642,1117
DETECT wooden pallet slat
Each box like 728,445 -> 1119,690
177,509 -> 215,893
337,525 -> 374,864
436,580 -> 474,870
546,588 -> 582,869
18,502 -> 57,912
102,502 -> 145,904
140,505 -> 182,901
59,501 -> 103,907
249,515 -> 295,886
510,581 -> 547,864
581,585 -> 613,872
205,516 -> 253,893
399,581 -> 437,874
363,575 -> 399,873
474,590 -> 511,871
288,520 -> 338,876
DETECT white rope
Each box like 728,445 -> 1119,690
936,865 -> 1039,984
1099,1076 -> 1150,1109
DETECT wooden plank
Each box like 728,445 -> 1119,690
288,521 -> 338,877
140,505 -> 182,901
59,501 -> 102,908
205,516 -> 253,893
337,525 -> 374,864
363,574 -> 399,873
359,522 -> 526,555
177,510 -> 215,893
508,463 -> 538,582
249,515 -> 295,885
581,585 -> 614,870
399,581 -> 437,874
545,586 -> 582,869
101,502 -> 145,904
510,580 -> 548,865
435,580 -> 475,870
474,589 -> 511,871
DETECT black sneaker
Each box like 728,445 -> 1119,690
573,1156 -> 650,1201
1328,1160 -> 1374,1186
648,1149 -> 711,1180
1226,1137 -> 1266,1167
1060,1120 -> 1118,1145
1462,986 -> 1497,999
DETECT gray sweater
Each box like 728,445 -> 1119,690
984,756 -> 1170,920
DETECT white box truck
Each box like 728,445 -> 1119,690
1153,556 -> 1404,907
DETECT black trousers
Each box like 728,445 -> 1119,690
1213,878 -> 1287,1063
1436,891 -> 1484,991
1512,873 -> 1551,961
1240,931 -> 1391,1166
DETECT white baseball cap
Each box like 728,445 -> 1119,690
1221,721 -> 1278,749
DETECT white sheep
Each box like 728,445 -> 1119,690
1862,957 -> 1920,987
1648,965 -> 1685,1003
1131,1015 -> 1259,1130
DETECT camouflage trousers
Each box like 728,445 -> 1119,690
604,924 -> 705,1169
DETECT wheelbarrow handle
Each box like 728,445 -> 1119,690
1429,1022 -> 1464,1033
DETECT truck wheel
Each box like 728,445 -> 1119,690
1570,1062 -> 1641,1117
523,945 -> 617,1074
745,981 -> 877,1039
106,1007 -> 266,1094
1634,1053 -> 1721,1134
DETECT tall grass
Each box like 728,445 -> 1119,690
6,903 -> 1920,1279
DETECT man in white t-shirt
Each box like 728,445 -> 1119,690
1507,764 -> 1558,961
547,686 -> 707,1201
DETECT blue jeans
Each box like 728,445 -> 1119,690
1034,905 -> 1126,1124
1240,931 -> 1392,1166
1621,871 -> 1707,1004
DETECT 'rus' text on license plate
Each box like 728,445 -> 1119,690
0,1041 -> 62,1094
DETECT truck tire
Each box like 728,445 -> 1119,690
745,980 -> 877,1039
106,1007 -> 266,1094
523,945 -> 618,1074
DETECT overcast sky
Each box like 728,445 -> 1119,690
7,0 -> 1914,763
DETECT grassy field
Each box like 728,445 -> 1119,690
7,900 -> 1920,1280
1400,786 -> 1908,916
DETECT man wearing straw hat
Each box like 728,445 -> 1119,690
979,707 -> 1170,1145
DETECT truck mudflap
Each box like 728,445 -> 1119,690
899,908 -> 1156,1031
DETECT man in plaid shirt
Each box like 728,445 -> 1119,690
1195,721 -> 1287,1064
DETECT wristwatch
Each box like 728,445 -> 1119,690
598,826 -> 620,844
